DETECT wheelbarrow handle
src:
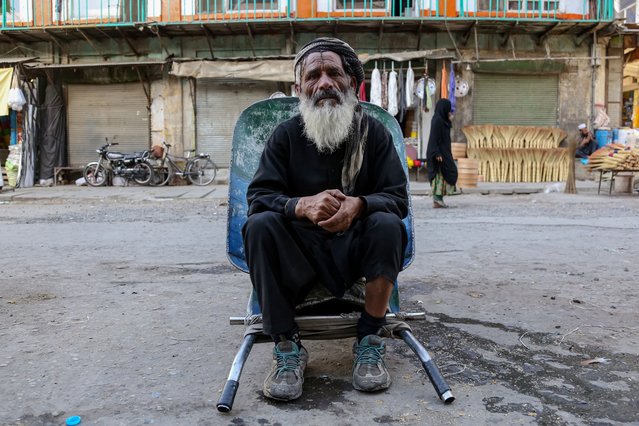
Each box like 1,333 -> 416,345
398,329 -> 455,404
216,334 -> 257,413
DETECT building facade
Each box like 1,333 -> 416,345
0,0 -> 620,183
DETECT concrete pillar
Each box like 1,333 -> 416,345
606,46 -> 624,128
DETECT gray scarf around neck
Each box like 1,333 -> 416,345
342,105 -> 368,195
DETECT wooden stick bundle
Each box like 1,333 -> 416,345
463,125 -> 569,182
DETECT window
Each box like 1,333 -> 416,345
3,0 -> 34,22
335,0 -> 387,10
624,5 -> 637,23
508,1 -> 559,12
477,0 -> 559,12
57,0 -> 119,20
183,0 -> 222,16
227,0 -> 280,11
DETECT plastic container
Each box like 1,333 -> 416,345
595,128 -> 612,149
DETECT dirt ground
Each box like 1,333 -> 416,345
0,189 -> 637,426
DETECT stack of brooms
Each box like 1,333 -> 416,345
462,125 -> 569,182
587,144 -> 639,171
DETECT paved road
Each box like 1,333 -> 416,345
0,185 -> 637,425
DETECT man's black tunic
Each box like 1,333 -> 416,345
243,112 -> 409,334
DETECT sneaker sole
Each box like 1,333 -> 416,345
263,378 -> 304,401
352,377 -> 392,392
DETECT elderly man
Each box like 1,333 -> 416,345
576,123 -> 596,158
242,38 -> 408,401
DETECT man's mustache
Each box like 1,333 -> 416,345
312,88 -> 344,105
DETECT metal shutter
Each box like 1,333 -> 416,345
473,74 -> 558,127
196,79 -> 278,168
67,83 -> 149,167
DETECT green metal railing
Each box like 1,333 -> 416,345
0,0 -> 615,30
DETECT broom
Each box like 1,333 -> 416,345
564,138 -> 578,194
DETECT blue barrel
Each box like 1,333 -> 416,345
595,129 -> 612,149
612,128 -> 619,142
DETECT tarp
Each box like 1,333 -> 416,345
19,102 -> 37,187
170,60 -> 296,82
170,49 -> 454,82
39,83 -> 67,180
0,68 -> 13,116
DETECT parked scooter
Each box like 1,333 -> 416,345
83,137 -> 154,187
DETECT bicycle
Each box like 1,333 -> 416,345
149,142 -> 218,186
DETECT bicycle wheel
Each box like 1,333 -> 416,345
132,161 -> 154,185
186,158 -> 217,186
83,163 -> 108,187
150,164 -> 172,186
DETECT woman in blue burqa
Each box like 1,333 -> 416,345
426,99 -> 458,208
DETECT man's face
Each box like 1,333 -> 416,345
296,51 -> 357,106
580,128 -> 588,136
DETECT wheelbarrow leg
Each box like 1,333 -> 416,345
398,329 -> 455,404
216,333 -> 257,412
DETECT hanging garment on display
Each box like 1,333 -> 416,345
370,65 -> 382,107
440,62 -> 448,99
381,69 -> 389,110
449,64 -> 456,113
397,68 -> 406,123
427,78 -> 435,111
406,62 -> 415,108
39,83 -> 67,180
358,81 -> 367,102
19,103 -> 37,187
388,66 -> 398,116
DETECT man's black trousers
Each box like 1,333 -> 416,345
242,211 -> 407,336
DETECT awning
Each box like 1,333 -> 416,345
0,57 -> 38,65
170,60 -> 295,82
23,60 -> 168,69
358,49 -> 455,64
170,49 -> 455,82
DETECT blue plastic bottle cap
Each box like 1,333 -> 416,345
66,415 -> 81,426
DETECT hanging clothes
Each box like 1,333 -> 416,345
440,62 -> 448,99
381,69 -> 389,110
358,81 -> 367,102
370,65 -> 382,107
405,63 -> 415,108
448,63 -> 456,113
387,66 -> 398,116
397,68 -> 406,123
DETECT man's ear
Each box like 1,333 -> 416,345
294,84 -> 301,96
350,76 -> 357,90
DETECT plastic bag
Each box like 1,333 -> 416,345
7,88 -> 26,111
593,105 -> 610,129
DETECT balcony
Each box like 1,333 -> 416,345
0,0 -> 616,32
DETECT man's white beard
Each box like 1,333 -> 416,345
299,88 -> 359,154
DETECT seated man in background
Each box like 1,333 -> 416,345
242,37 -> 409,401
576,123 -> 596,159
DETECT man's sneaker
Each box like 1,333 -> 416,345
263,341 -> 308,401
352,335 -> 391,392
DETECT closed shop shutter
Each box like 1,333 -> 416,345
67,83 -> 149,166
196,79 -> 278,168
473,74 -> 558,127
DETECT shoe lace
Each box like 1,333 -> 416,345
275,350 -> 301,377
355,344 -> 385,366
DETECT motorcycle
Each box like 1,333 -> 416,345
83,138 -> 154,187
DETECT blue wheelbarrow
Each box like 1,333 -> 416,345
218,97 -> 454,412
